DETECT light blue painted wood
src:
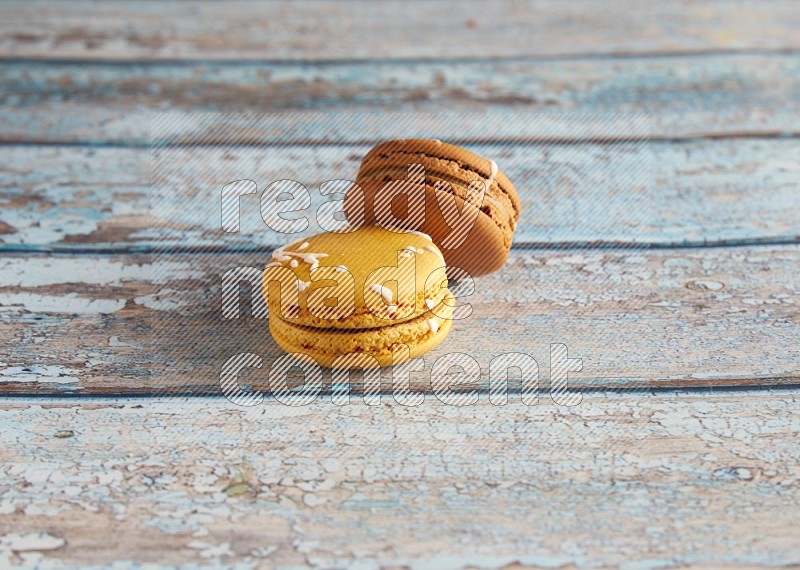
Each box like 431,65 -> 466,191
1,1 -> 797,563
0,245 -> 797,394
2,391 -> 798,565
2,54 -> 800,144
2,138 -> 798,251
3,0 -> 800,62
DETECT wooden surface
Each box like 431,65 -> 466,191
3,139 -> 800,252
4,55 -> 800,145
1,1 -> 799,568
2,391 -> 800,568
3,0 -> 800,61
1,246 -> 798,395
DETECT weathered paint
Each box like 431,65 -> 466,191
1,246 -> 797,394
0,391 -> 798,567
2,54 -> 800,144
1,2 -> 798,566
2,139 -> 799,251
2,0 -> 799,61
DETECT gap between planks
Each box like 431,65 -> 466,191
5,47 -> 800,66
5,133 -> 800,150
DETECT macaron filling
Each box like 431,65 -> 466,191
270,299 -> 455,363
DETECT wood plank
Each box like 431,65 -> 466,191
3,54 -> 800,145
2,139 -> 799,252
1,245 -> 797,395
2,0 -> 800,61
1,391 -> 798,567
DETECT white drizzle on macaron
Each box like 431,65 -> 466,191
369,284 -> 394,304
486,159 -> 498,189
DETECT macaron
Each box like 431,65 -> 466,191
263,226 -> 454,367
344,139 -> 521,276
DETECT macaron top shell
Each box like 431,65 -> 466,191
263,226 -> 450,329
345,139 -> 521,276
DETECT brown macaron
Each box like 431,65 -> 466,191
344,139 -> 521,276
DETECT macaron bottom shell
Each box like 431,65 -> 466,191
269,301 -> 454,368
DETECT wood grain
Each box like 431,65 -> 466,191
3,54 -> 800,145
2,2 -> 797,565
2,0 -> 800,61
3,139 -> 798,252
1,391 -> 799,567
1,245 -> 797,395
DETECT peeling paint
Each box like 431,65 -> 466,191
1,293 -> 125,315
0,393 -> 798,568
0,365 -> 80,384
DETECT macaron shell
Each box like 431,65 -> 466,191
269,300 -> 455,368
358,139 -> 520,224
263,226 -> 450,329
267,280 -> 452,330
349,181 -> 511,276
345,139 -> 521,276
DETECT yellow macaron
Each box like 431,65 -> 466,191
263,226 -> 455,367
